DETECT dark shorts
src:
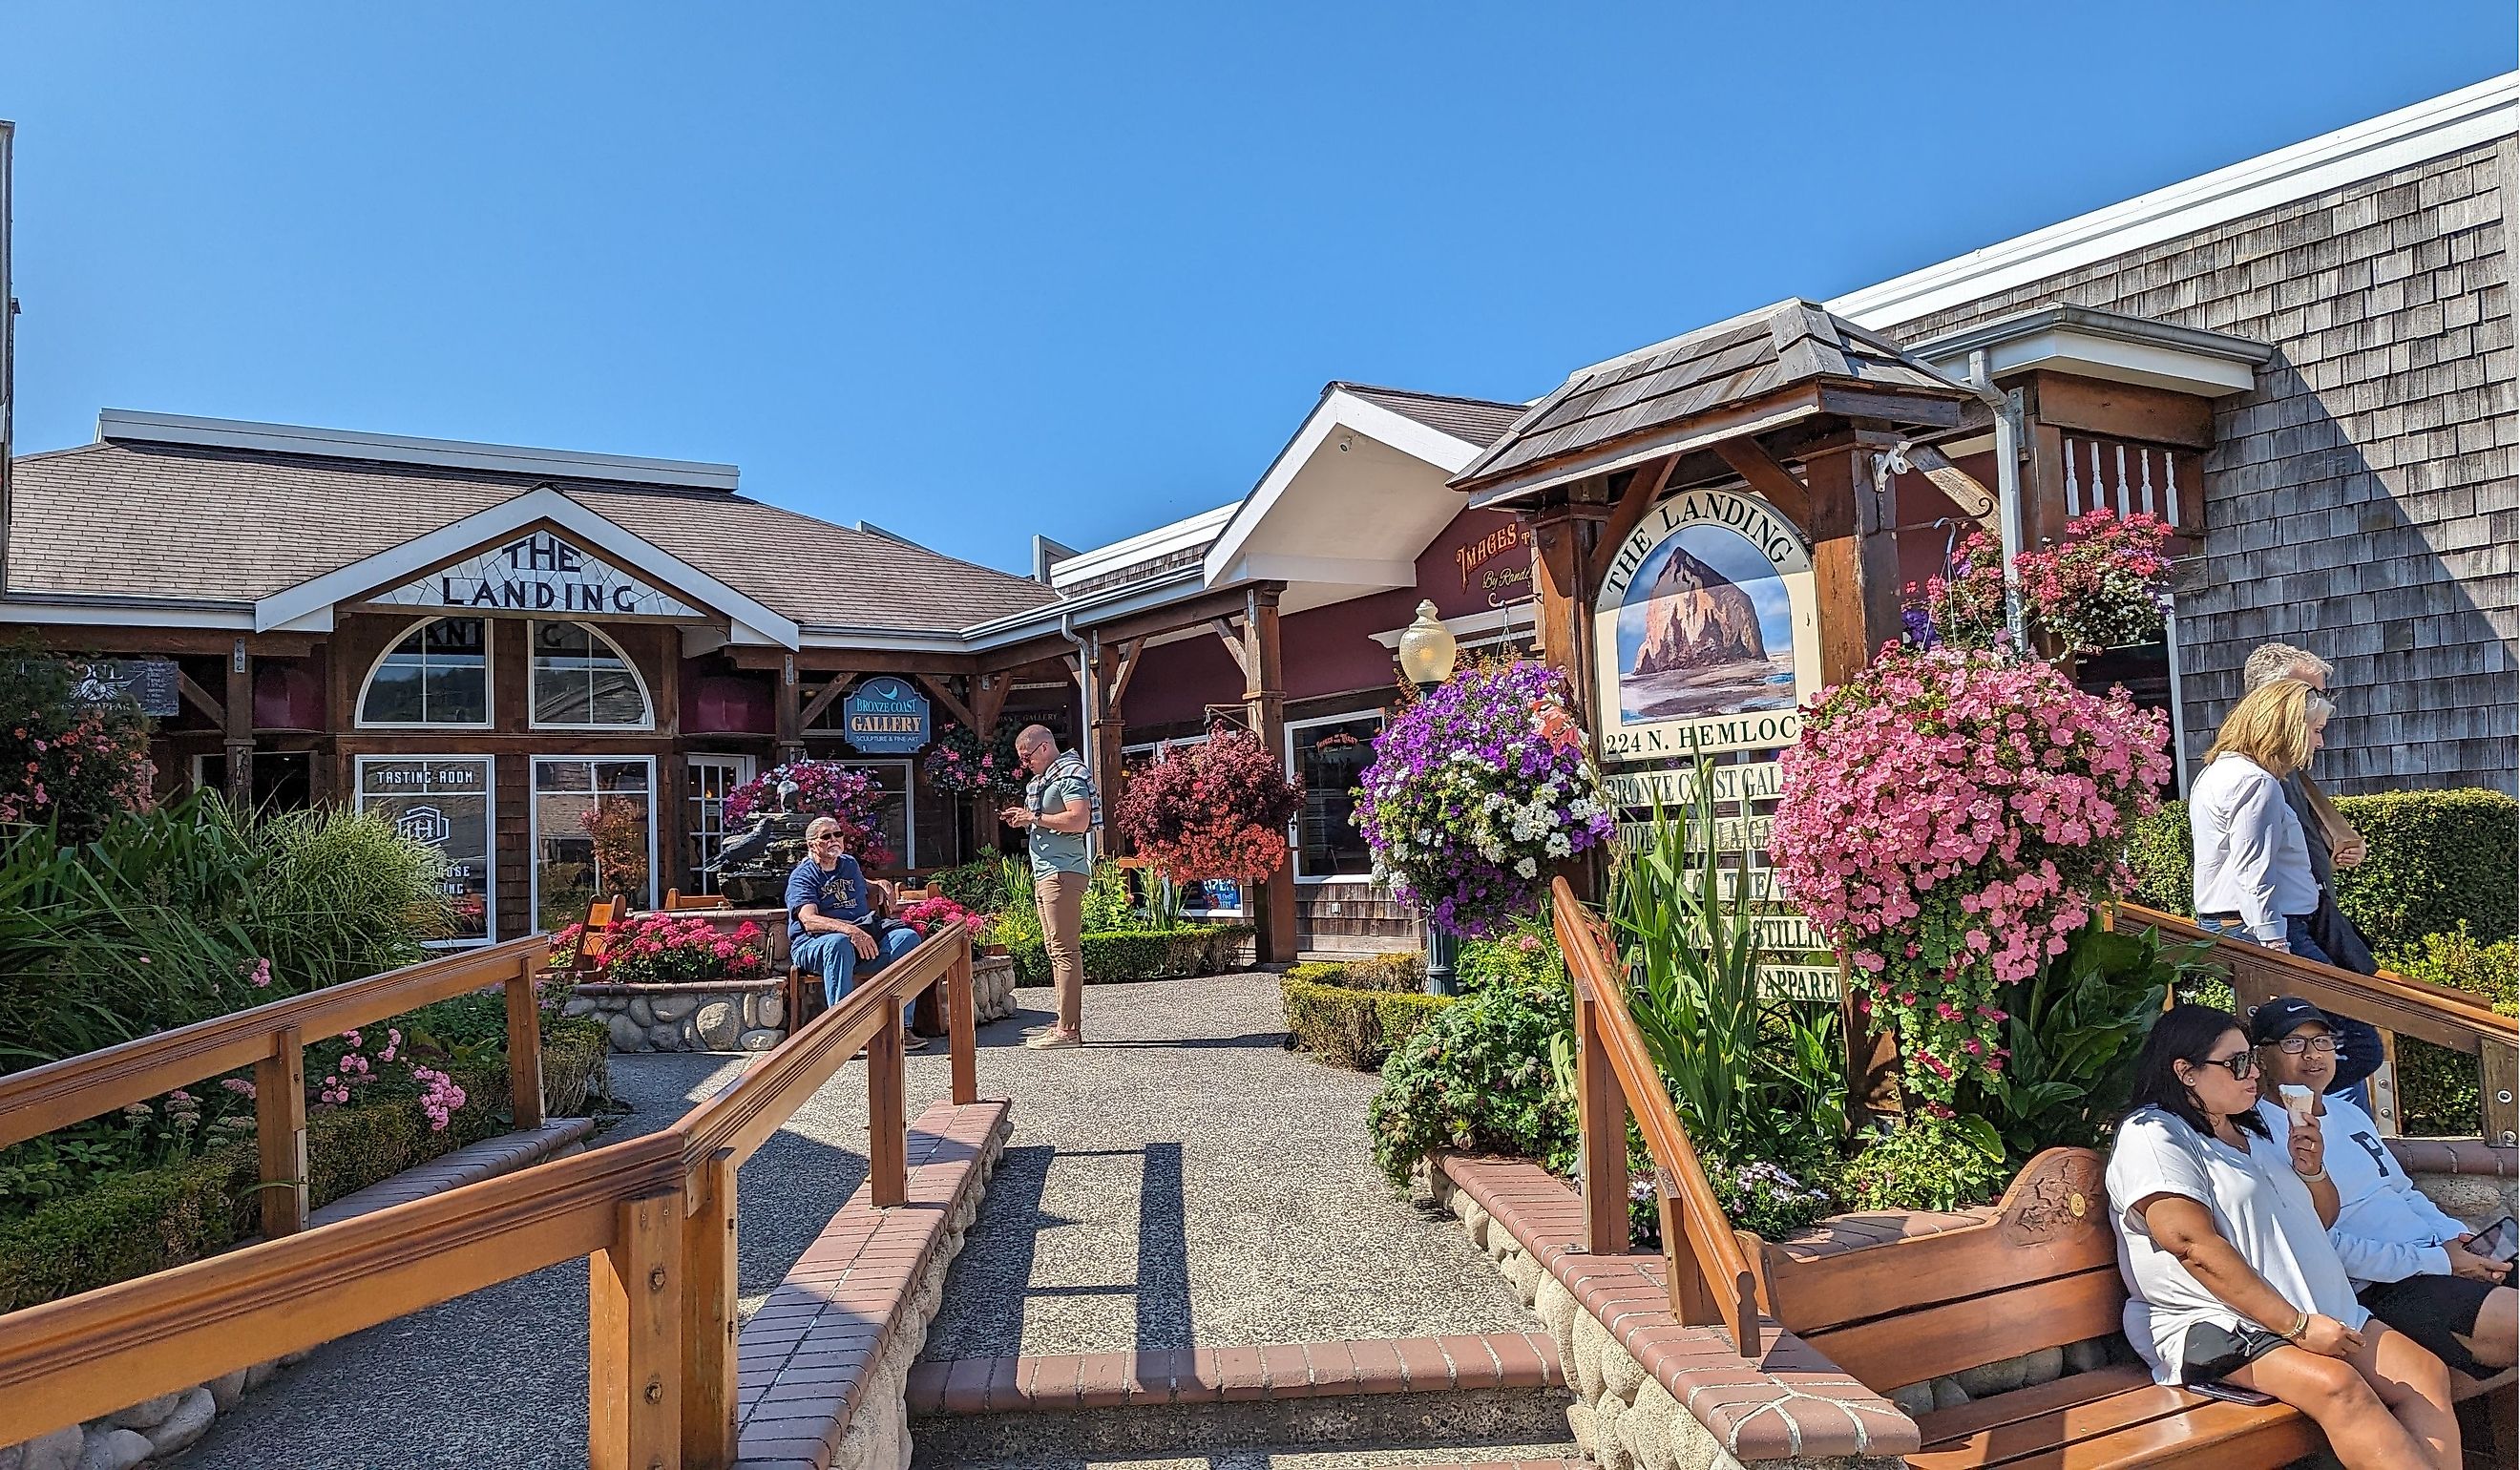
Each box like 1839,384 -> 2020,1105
2360,1272 -> 2497,1379
2180,1320 -> 2292,1385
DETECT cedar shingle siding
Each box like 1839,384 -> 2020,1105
1882,138 -> 2518,795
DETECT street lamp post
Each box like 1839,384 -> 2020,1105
1396,600 -> 1461,998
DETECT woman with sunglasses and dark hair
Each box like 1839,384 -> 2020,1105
2108,1003 -> 2460,1468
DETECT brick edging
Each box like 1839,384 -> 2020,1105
906,1331 -> 1562,1414
731,1099 -> 1011,1470
1436,1153 -> 1920,1465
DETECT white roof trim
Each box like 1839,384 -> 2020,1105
1048,503 -> 1237,591
1828,74 -> 2519,329
250,485 -> 803,647
1367,601 -> 1536,650
98,409 -> 741,491
1199,388 -> 1483,588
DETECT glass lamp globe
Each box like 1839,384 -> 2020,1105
1396,600 -> 1460,686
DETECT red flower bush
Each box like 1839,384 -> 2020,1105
723,761 -> 892,866
0,646 -> 157,842
1114,725 -> 1301,881
1908,508 -> 2174,656
552,914 -> 768,985
901,894 -> 983,934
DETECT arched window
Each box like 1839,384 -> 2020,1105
530,621 -> 653,729
358,617 -> 491,727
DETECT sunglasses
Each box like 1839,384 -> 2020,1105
2192,1051 -> 2261,1081
2273,1036 -> 2338,1056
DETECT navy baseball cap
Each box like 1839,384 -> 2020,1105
2248,997 -> 2334,1046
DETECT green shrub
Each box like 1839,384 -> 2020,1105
242,801 -> 454,986
0,640 -> 157,843
2381,927 -> 2516,1137
1287,952 -> 1426,993
1833,1113 -> 2011,1213
1281,962 -> 1452,1070
1004,924 -> 1253,984
1457,914 -> 1564,993
1369,977 -> 1575,1188
2124,790 -> 2516,953
930,858 -> 1011,913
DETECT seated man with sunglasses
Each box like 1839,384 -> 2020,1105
2253,998 -> 2515,1384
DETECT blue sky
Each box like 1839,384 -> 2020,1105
5,5 -> 2511,575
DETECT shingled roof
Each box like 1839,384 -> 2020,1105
1332,383 -> 1530,448
1450,300 -> 1965,498
6,438 -> 1060,636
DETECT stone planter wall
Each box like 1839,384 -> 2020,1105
565,981 -> 788,1053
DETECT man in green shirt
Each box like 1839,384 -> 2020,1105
1000,724 -> 1094,1048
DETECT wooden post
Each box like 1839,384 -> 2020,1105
254,1024 -> 308,1239
868,1004 -> 907,1208
590,1189 -> 686,1470
1241,587 -> 1297,964
1804,449 -> 1901,686
681,1151 -> 739,1470
947,934 -> 978,1106
507,957 -> 547,1132
2369,1029 -> 2402,1138
1086,634 -> 1129,857
223,640 -> 254,809
1573,992 -> 1628,1255
2483,1040 -> 2518,1149
972,673 -> 1012,857
1657,1187 -> 1720,1327
775,653 -> 804,766
1528,498 -> 1606,724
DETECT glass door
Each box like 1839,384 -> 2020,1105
356,756 -> 496,947
685,754 -> 755,892
531,756 -> 657,931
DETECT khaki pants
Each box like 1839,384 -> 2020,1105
1034,871 -> 1086,1035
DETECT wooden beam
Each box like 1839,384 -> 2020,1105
1896,443 -> 1999,526
177,672 -> 226,726
722,645 -> 976,676
1208,618 -> 1254,681
2029,371 -> 2215,449
223,642 -> 254,808
1064,582 -> 1270,650
1590,454 -> 1680,602
1712,437 -> 1818,532
1240,588 -> 1295,965
796,674 -> 852,732
1107,637 -> 1147,708
910,672 -> 976,731
0,625 -> 322,659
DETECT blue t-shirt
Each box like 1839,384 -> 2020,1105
786,854 -> 872,944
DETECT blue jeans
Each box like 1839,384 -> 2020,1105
793,924 -> 922,1015
2196,914 -> 2375,1109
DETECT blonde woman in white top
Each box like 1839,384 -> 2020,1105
2189,678 -> 2334,963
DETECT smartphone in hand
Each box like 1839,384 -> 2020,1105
2470,1214 -> 2519,1267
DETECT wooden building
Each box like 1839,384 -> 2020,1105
0,411 -> 1095,947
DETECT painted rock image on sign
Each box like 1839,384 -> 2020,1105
1593,489 -> 1816,760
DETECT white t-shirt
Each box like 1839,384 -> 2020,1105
2107,1106 -> 2369,1383
2257,1095 -> 2469,1286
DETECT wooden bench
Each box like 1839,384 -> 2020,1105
1757,1146 -> 2424,1468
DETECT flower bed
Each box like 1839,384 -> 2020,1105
0,1012 -> 607,1312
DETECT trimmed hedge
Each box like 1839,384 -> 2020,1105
2382,929 -> 2518,1137
1005,924 -> 1253,985
0,1014 -> 608,1312
2126,788 -> 2516,954
1281,954 -> 1449,1069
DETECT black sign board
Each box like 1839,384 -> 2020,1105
71,659 -> 182,718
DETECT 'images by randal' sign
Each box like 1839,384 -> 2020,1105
842,676 -> 932,754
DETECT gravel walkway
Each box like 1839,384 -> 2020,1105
178,972 -> 1529,1467
919,974 -> 1535,1359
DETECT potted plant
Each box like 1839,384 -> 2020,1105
1352,660 -> 1615,937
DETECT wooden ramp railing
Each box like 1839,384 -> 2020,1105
1552,875 -> 1762,1356
2109,900 -> 2519,1146
0,923 -> 981,1469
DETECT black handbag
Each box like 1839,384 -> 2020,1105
2307,885 -> 2377,976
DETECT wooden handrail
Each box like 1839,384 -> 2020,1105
1552,876 -> 1762,1356
2109,900 -> 2518,1146
0,935 -> 554,1149
0,924 -> 980,1468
